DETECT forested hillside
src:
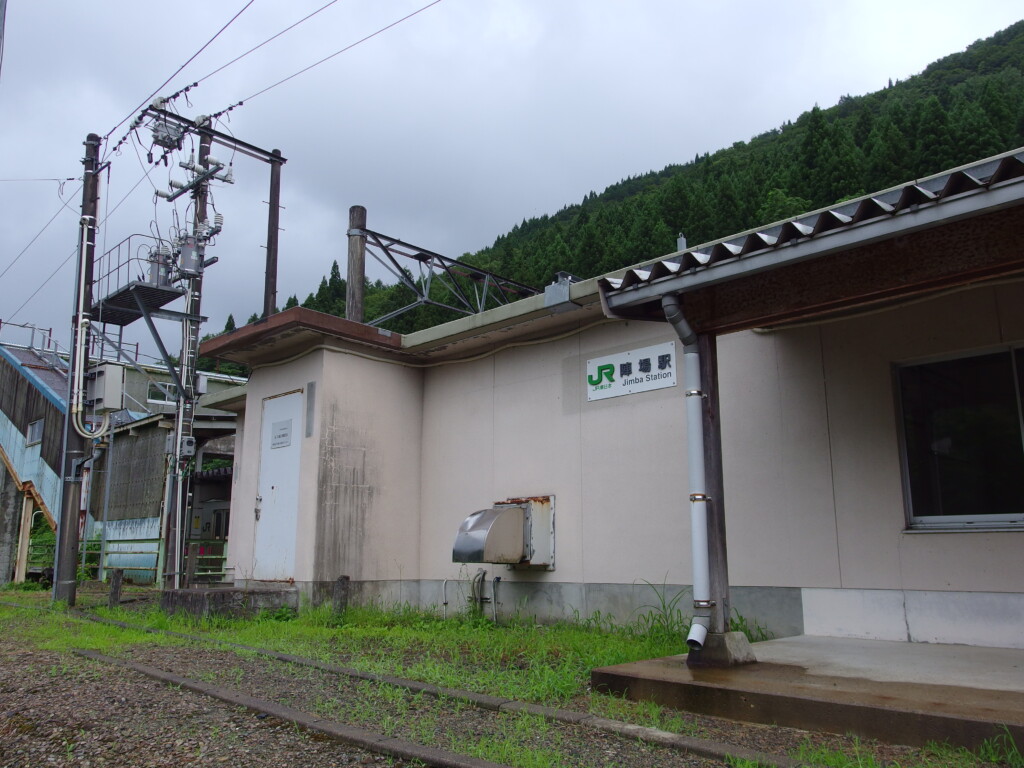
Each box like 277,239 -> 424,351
285,20 -> 1024,334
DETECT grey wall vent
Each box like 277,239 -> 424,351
453,496 -> 554,570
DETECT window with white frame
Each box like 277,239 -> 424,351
147,382 -> 176,405
26,419 -> 44,446
897,347 -> 1024,529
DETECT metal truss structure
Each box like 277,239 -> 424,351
358,229 -> 539,327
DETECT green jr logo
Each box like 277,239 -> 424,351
588,364 -> 615,386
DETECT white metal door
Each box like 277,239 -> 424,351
253,391 -> 302,580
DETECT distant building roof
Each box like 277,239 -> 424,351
0,343 -> 68,412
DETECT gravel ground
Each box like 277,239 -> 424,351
0,595 -> 974,768
0,640 -> 408,768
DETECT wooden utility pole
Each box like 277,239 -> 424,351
263,149 -> 283,319
699,333 -> 730,634
54,133 -> 101,606
346,205 -> 366,322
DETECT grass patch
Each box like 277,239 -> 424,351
0,603 -> 182,654
163,602 -> 689,704
6,597 -> 1021,768
976,726 -> 1024,767
448,712 -> 564,768
1,580 -> 47,592
585,690 -> 701,736
791,731 -> 1024,768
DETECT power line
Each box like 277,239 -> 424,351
0,183 -> 83,280
7,158 -> 161,322
195,0 -> 342,87
7,246 -> 76,322
211,0 -> 444,119
102,0 -> 255,156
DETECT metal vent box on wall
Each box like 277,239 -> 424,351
452,495 -> 555,570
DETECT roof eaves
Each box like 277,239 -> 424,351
600,148 -> 1024,311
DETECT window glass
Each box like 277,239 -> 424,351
26,419 -> 44,446
898,350 -> 1024,527
147,383 -> 175,404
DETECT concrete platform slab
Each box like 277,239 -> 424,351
591,635 -> 1024,749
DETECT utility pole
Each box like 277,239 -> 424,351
346,205 -> 366,322
166,127 -> 213,589
263,149 -> 283,319
54,133 -> 101,606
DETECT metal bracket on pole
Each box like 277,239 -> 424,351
133,291 -> 186,399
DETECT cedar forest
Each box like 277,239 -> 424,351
205,19 -> 1024,368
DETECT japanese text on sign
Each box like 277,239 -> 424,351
586,341 -> 677,401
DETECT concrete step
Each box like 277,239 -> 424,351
592,637 -> 1024,749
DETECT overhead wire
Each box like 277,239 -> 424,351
104,0 -> 338,159
193,0 -> 342,88
7,159 -> 163,322
210,0 -> 444,119
101,0 -> 256,159
6,247 -> 77,322
8,0 -> 262,330
0,177 -> 76,183
0,182 -> 83,280
11,0 -> 444,337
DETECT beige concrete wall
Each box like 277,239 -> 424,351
228,281 -> 1024,640
720,282 -> 1024,598
719,326 -> 842,589
419,321 -> 692,616
314,348 -> 424,583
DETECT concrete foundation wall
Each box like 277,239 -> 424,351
803,587 -> 1024,649
267,576 -> 802,639
0,461 -> 20,584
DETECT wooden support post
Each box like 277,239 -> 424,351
698,333 -> 730,635
108,568 -> 123,610
14,495 -> 34,583
184,541 -> 198,588
346,206 -> 366,322
332,575 -> 351,614
263,149 -> 282,319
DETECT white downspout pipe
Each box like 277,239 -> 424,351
661,294 -> 712,650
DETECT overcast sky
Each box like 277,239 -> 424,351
1,1 -> 1022,360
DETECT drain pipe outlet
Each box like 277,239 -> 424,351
661,294 -> 712,651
